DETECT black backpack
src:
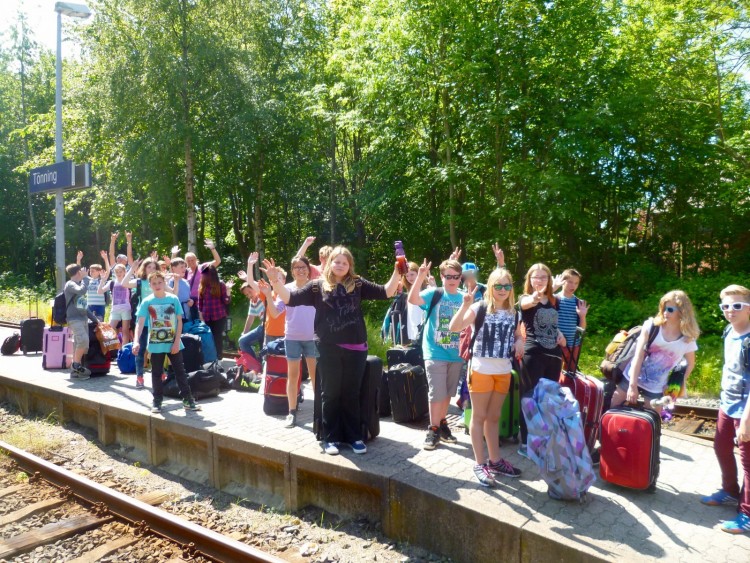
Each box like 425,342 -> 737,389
52,292 -> 73,325
1,333 -> 21,355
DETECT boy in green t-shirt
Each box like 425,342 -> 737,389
133,270 -> 201,412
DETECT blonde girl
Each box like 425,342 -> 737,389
450,268 -> 524,486
613,290 -> 699,411
517,263 -> 566,457
263,247 -> 400,456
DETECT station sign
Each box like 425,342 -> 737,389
28,161 -> 75,193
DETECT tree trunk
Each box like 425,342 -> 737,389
330,126 -> 337,243
253,153 -> 265,262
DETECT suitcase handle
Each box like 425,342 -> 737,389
564,327 -> 585,374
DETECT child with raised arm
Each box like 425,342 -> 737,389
517,263 -> 566,458
99,260 -> 138,345
449,268 -> 524,486
408,258 -> 465,451
263,248 -> 399,455
700,285 -> 750,534
553,268 -> 589,371
132,270 -> 200,413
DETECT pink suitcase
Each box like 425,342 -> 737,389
43,327 -> 73,369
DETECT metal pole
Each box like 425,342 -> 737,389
55,10 -> 65,292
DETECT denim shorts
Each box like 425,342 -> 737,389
618,378 -> 663,400
285,339 -> 319,360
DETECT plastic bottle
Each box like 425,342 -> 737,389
395,241 -> 408,275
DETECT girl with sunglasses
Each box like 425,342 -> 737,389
611,290 -> 699,412
449,268 -> 524,486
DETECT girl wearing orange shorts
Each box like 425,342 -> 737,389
450,268 -> 525,487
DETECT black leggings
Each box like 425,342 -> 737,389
205,317 -> 227,359
151,351 -> 192,403
317,342 -> 367,444
519,345 -> 562,443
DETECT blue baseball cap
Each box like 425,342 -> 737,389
461,262 -> 479,275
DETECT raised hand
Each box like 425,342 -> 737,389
492,242 -> 504,266
304,236 -> 316,246
225,280 -> 235,291
150,250 -> 158,261
111,231 -> 119,242
76,250 -> 84,262
260,258 -> 279,284
248,251 -> 259,265
463,285 -> 477,306
99,250 -> 108,260
427,274 -> 437,287
125,231 -> 132,242
258,279 -> 273,296
552,273 -> 565,292
237,270 -> 247,281
418,258 -> 432,278
162,255 -> 171,265
171,245 -> 180,255
577,299 -> 589,319
449,247 -> 462,261
204,239 -> 215,250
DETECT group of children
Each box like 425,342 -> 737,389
63,235 -> 750,534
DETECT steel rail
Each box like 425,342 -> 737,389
0,440 -> 284,563
672,404 -> 718,421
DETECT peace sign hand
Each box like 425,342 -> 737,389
418,259 -> 432,278
462,286 -> 477,306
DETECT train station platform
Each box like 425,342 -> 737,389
0,326 -> 747,563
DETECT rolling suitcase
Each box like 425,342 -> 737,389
386,345 -> 423,369
20,298 -> 44,355
180,333 -> 204,373
599,404 -> 660,491
387,363 -> 429,423
463,369 -> 521,442
378,369 -> 392,417
42,326 -> 73,370
360,355 -> 381,441
262,354 -> 302,416
558,329 -> 603,453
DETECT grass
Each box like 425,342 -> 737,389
0,411 -> 66,458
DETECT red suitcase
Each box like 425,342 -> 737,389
560,370 -> 604,453
262,354 -> 301,416
558,328 -> 604,453
599,405 -> 661,491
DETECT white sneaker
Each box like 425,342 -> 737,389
323,442 -> 339,455
284,412 -> 297,428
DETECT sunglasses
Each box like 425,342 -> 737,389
664,306 -> 680,314
443,274 -> 462,281
719,302 -> 750,312
493,284 -> 513,291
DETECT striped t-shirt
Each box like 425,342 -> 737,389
556,294 -> 579,344
87,278 -> 106,306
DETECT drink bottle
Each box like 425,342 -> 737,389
395,241 -> 408,275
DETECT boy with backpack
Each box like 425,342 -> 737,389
132,270 -> 201,413
701,284 -> 750,534
408,258 -> 465,450
64,264 -> 100,380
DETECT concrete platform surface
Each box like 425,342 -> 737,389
0,326 -> 748,562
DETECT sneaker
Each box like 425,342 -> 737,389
284,412 -> 297,428
517,445 -> 530,460
70,363 -> 91,380
136,377 -> 145,390
439,419 -> 458,444
701,489 -> 739,506
721,512 -> 750,534
151,401 -> 162,413
351,441 -> 367,454
590,449 -> 600,467
323,442 -> 339,455
423,426 -> 440,450
487,458 -> 522,478
472,464 -> 496,487
182,399 -> 202,411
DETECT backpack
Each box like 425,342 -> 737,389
130,279 -> 143,319
116,343 -> 136,374
381,292 -> 409,345
599,319 -> 658,383
1,333 -> 21,356
458,303 -> 487,361
52,292 -> 73,325
521,379 -> 596,501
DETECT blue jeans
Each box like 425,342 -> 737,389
88,305 -> 105,321
135,329 -> 148,376
238,324 -> 265,359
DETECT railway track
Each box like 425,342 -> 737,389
0,440 -> 283,563
668,404 -> 718,442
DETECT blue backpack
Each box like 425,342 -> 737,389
117,343 -> 136,374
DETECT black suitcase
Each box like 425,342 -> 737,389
20,299 -> 44,355
84,323 -> 110,376
378,369 -> 392,417
386,345 -> 423,369
387,363 -> 429,423
180,333 -> 204,373
360,355 -> 381,441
